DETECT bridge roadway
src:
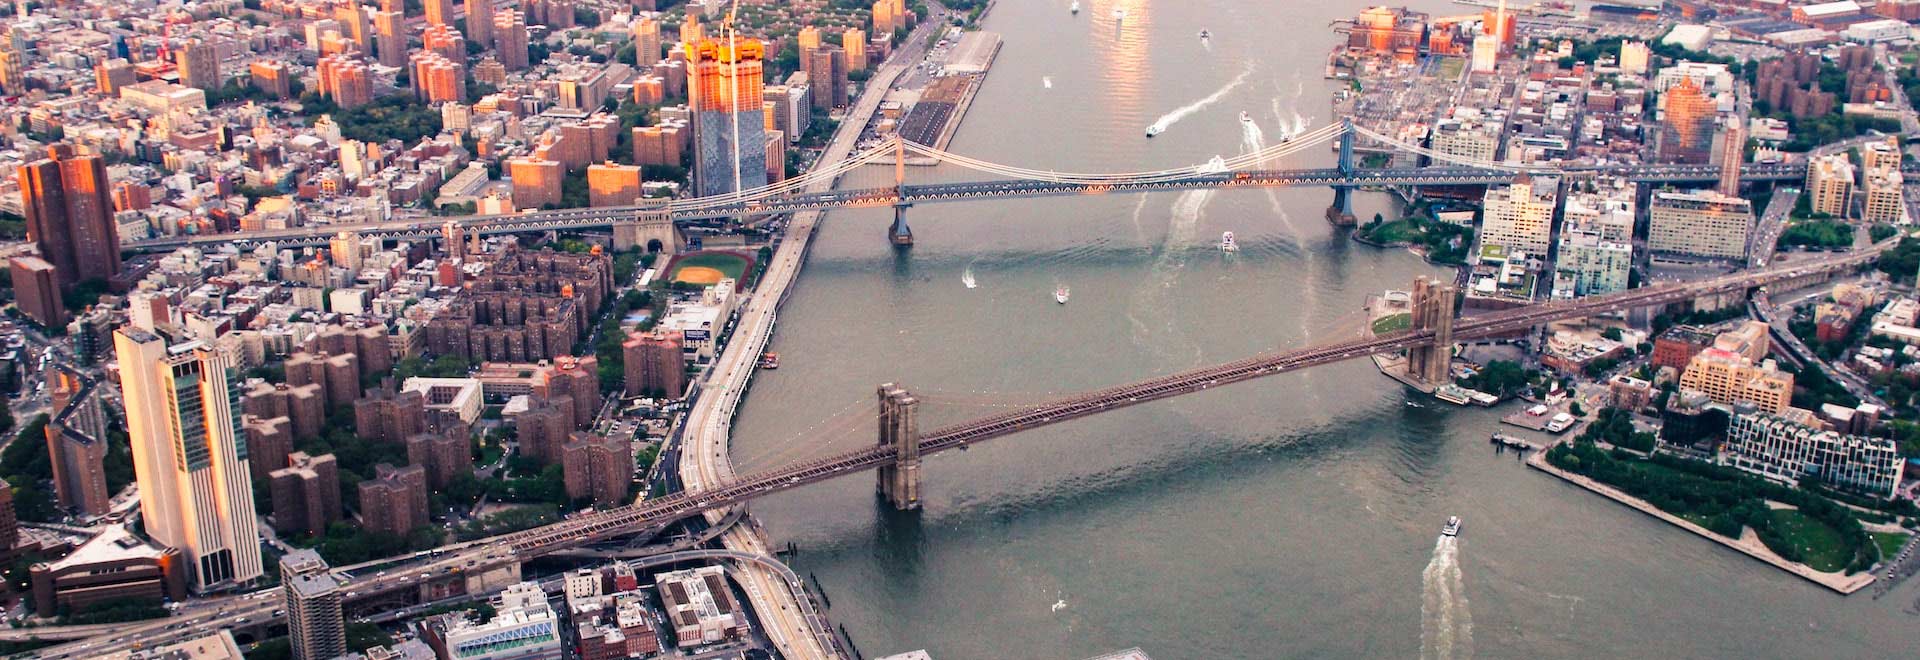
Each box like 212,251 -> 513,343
122,161 -> 1820,252
24,245 -> 1882,659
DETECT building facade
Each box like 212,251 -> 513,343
19,145 -> 122,290
282,549 -> 347,660
1647,190 -> 1753,260
116,328 -> 262,591
689,39 -> 769,197
1478,176 -> 1558,255
1725,411 -> 1906,498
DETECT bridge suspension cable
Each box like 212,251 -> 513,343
668,140 -> 901,211
1347,124 -> 1561,174
900,123 -> 1346,185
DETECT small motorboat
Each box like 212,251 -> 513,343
1200,29 -> 1212,39
1442,516 -> 1462,537
1055,285 -> 1071,304
1070,0 -> 1079,14
1221,231 -> 1238,252
1145,124 -> 1161,138
1112,7 -> 1126,21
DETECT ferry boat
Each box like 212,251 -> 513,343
1070,0 -> 1079,14
1442,516 -> 1461,537
1055,285 -> 1071,304
1145,125 -> 1161,138
1220,231 -> 1238,252
759,352 -> 780,369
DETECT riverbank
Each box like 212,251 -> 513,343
1526,448 -> 1876,594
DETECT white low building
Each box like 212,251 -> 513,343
655,565 -> 747,647
439,582 -> 562,660
401,376 -> 484,426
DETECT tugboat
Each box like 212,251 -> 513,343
1442,516 -> 1462,537
1055,285 -> 1071,305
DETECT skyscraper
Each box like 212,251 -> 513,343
176,39 -> 220,91
1717,123 -> 1745,197
632,16 -> 661,66
374,7 -> 408,68
424,0 -> 456,26
468,0 -> 495,49
19,145 -> 122,290
844,28 -> 867,72
45,364 -> 111,517
1658,77 -> 1716,164
116,328 -> 262,592
495,10 -> 531,70
281,549 -> 347,660
689,38 -> 768,197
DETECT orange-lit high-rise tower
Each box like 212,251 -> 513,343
689,38 -> 768,197
19,145 -> 122,290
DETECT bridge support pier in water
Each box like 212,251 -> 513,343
876,383 -> 922,510
1407,275 -> 1457,385
888,137 -> 914,246
1326,118 -> 1359,226
889,203 -> 914,246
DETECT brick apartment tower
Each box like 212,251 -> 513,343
19,145 -> 122,292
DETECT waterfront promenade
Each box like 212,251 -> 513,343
1525,449 -> 1876,594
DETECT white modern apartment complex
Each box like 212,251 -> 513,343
1725,411 -> 1906,498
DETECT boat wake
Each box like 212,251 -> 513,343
1420,536 -> 1474,660
1043,76 -> 1053,89
961,261 -> 978,289
1146,63 -> 1252,138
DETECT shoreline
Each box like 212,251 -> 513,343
1525,448 -> 1876,595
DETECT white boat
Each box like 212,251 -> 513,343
1200,29 -> 1211,40
1145,124 -> 1161,138
1112,8 -> 1125,21
1442,516 -> 1461,537
1221,231 -> 1238,252
1070,0 -> 1079,14
1240,110 -> 1253,126
1055,285 -> 1071,304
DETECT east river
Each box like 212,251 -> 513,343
728,1 -> 1920,657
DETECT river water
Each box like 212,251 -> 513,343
729,1 -> 1920,658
